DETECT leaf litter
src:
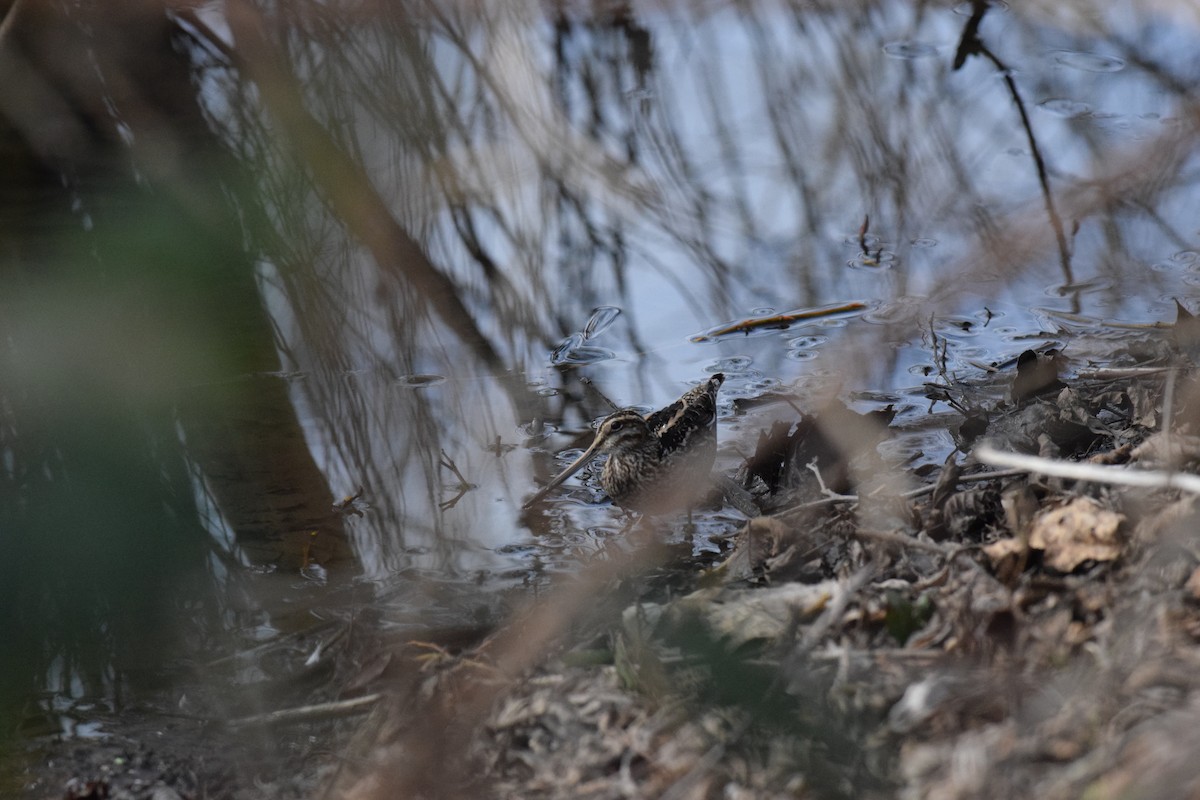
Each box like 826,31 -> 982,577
299,306 -> 1200,799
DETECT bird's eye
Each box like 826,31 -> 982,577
610,420 -> 624,432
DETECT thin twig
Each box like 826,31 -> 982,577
798,562 -> 878,653
226,694 -> 381,729
439,450 -> 474,510
1077,366 -> 1171,380
776,467 -> 1029,517
902,467 -> 1028,498
1163,366 -> 1178,435
852,528 -> 954,556
976,444 -> 1200,493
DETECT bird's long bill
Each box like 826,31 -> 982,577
521,437 -> 604,509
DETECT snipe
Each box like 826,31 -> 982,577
523,374 -> 725,514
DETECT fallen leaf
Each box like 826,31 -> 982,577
983,537 -> 1029,584
667,582 -> 837,648
1028,497 -> 1123,572
707,517 -> 789,584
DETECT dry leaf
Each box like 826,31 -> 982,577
983,537 -> 1029,584
708,516 -> 789,584
983,537 -> 1027,562
668,582 -> 836,648
1028,497 -> 1123,572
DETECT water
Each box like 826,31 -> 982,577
2,0 -> 1200,775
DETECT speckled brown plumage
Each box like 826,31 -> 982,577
524,374 -> 725,514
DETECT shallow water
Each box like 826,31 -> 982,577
3,0 -> 1200,765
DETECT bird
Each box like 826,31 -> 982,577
523,373 -> 725,514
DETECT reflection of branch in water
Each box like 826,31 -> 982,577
579,375 -> 622,412
438,449 -> 476,511
953,1 -> 1074,289
222,1 -> 507,378
171,1 -> 1200,567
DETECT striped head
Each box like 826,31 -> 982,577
521,408 -> 656,508
590,409 -> 656,458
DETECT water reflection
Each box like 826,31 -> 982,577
1,0 -> 1199,776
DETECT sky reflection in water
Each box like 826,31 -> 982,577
265,1 -> 1200,581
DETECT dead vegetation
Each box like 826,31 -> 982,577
291,309 -> 1200,800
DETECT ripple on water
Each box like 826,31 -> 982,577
518,420 -> 556,440
397,374 -> 446,388
883,41 -> 939,59
786,334 -> 829,349
1037,98 -> 1093,118
935,316 -> 982,338
785,334 -> 828,362
495,542 -> 539,557
708,355 -> 755,373
719,370 -> 769,399
745,376 -> 784,393
908,363 -> 936,378
863,297 -> 924,326
952,345 -> 988,360
559,346 -> 616,365
848,250 -> 896,269
551,332 -> 582,363
582,305 -> 621,339
850,390 -> 901,404
1051,50 -> 1126,73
